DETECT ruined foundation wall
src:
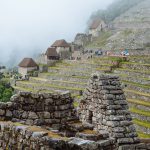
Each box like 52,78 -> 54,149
79,74 -> 141,146
0,91 -> 76,129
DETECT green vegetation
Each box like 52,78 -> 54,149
18,81 -> 84,91
73,101 -> 79,108
130,107 -> 150,117
122,80 -> 150,89
137,131 -> 150,138
127,99 -> 150,107
117,68 -> 150,74
133,119 -> 150,129
0,78 -> 14,102
86,31 -> 112,48
124,89 -> 150,97
121,61 -> 150,66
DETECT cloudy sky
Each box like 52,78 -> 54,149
0,0 -> 114,66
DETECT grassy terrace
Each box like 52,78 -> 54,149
119,74 -> 150,81
122,80 -> 150,89
49,66 -> 110,71
116,68 -> 150,74
130,107 -> 150,117
30,77 -> 87,85
133,119 -> 150,129
124,89 -> 150,97
121,61 -> 150,66
17,81 -> 84,91
40,72 -> 90,79
127,99 -> 150,107
137,131 -> 150,138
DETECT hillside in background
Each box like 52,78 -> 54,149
87,0 -> 150,50
89,0 -> 142,24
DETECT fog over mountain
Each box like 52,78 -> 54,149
0,0 -> 114,66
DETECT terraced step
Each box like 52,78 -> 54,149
119,74 -> 150,85
16,81 -> 84,95
133,119 -> 150,134
124,89 -> 150,102
29,77 -> 87,89
128,56 -> 150,64
137,131 -> 150,139
120,62 -> 150,71
128,99 -> 150,108
114,68 -> 150,78
48,67 -> 108,76
38,73 -> 89,83
122,80 -> 150,94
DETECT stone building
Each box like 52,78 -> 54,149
51,39 -> 71,59
45,47 -> 60,60
18,58 -> 38,77
79,73 -> 140,147
89,19 -> 106,37
74,33 -> 92,47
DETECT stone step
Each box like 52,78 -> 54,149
124,89 -> 150,102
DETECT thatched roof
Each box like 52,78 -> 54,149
45,47 -> 59,57
51,39 -> 70,47
89,20 -> 101,29
18,58 -> 38,67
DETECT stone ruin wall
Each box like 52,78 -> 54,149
0,91 -> 76,129
78,74 -> 150,149
0,74 -> 149,150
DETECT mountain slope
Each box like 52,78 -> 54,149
87,0 -> 150,50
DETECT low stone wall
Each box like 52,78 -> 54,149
0,121 -> 117,150
0,91 -> 76,129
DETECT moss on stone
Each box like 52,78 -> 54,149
127,99 -> 150,107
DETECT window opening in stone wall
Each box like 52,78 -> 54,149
88,110 -> 93,124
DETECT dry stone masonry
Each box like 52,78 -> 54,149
0,91 -> 76,129
79,73 -> 149,149
0,74 -> 149,149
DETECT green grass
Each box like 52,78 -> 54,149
130,107 -> 150,117
127,99 -> 150,107
124,89 -> 150,97
41,73 -> 90,79
73,101 -> 79,108
133,119 -> 150,129
121,61 -> 150,66
122,80 -> 150,89
18,81 -> 84,91
31,77 -> 87,85
116,68 -> 150,74
137,131 -> 150,138
119,74 -> 150,81
86,31 -> 112,48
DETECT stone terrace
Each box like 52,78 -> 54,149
13,55 -> 150,138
